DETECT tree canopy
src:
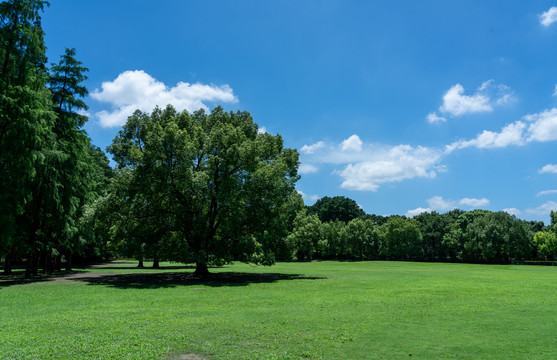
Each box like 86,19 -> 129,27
308,196 -> 365,223
107,105 -> 301,274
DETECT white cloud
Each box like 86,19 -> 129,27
338,145 -> 443,191
298,164 -> 319,174
427,196 -> 456,211
300,136 -> 446,191
406,207 -> 432,217
553,85 -> 557,97
297,190 -> 320,204
459,197 -> 490,207
495,93 -> 515,106
537,190 -> 557,197
426,112 -> 447,124
526,201 -> 557,216
436,81 -> 515,118
91,70 -> 238,127
257,126 -> 268,134
503,208 -> 521,216
540,7 -> 557,27
539,164 -> 557,174
440,83 -> 492,116
444,107 -> 557,152
77,108 -> 91,118
408,195 -> 490,217
524,108 -> 557,142
446,121 -> 526,152
341,134 -> 363,152
300,141 -> 325,154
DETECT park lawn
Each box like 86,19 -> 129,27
0,261 -> 556,359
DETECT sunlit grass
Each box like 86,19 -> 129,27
1,261 -> 556,359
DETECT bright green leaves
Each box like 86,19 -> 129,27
108,105 -> 301,271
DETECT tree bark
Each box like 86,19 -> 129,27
65,252 -> 72,271
194,262 -> 209,276
137,259 -> 144,268
3,253 -> 12,275
152,256 -> 160,269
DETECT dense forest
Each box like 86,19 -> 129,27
1,1 -> 556,278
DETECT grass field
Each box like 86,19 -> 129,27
1,261 -> 556,359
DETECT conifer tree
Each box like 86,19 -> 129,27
0,0 -> 54,275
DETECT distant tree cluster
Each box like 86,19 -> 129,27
283,206 -> 555,264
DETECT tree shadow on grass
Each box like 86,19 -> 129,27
73,271 -> 326,289
0,270 -> 88,288
87,265 -> 198,270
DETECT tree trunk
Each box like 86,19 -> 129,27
25,251 -> 37,278
152,256 -> 160,269
194,262 -> 209,276
42,249 -> 49,274
25,256 -> 32,278
3,253 -> 12,275
137,259 -> 144,268
65,252 -> 72,271
32,252 -> 39,276
54,253 -> 62,272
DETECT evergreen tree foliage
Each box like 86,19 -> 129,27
0,2 -> 111,275
0,0 -> 54,274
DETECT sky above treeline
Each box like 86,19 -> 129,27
42,1 -> 557,223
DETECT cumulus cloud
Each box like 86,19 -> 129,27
539,164 -> 557,174
524,108 -> 557,142
433,80 -> 515,120
446,121 -> 526,152
440,83 -> 492,116
298,164 -> 319,174
257,126 -> 268,134
537,190 -> 557,197
427,196 -> 456,211
91,70 -> 238,127
300,141 -> 325,154
526,201 -> 557,216
426,112 -> 447,124
459,197 -> 490,207
540,7 -> 557,27
445,107 -> 557,152
300,135 -> 446,191
338,145 -> 443,191
503,208 -> 521,216
407,195 -> 490,217
341,134 -> 363,152
406,207 -> 432,217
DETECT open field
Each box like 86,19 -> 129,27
1,261 -> 556,359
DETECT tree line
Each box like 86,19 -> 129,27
289,197 -> 557,264
1,1 -> 556,277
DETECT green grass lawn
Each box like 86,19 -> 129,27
1,261 -> 556,359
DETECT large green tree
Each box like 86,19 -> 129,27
0,2 -> 112,275
108,105 -> 301,274
0,0 -> 54,274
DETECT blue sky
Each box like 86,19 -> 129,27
42,1 -> 557,223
